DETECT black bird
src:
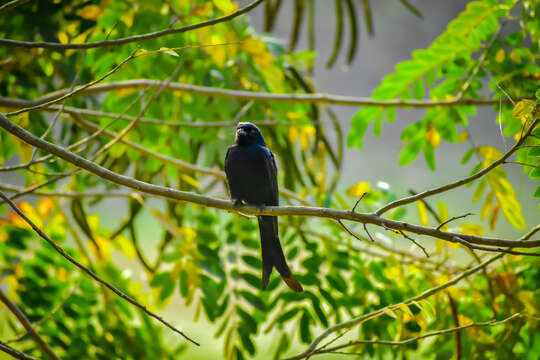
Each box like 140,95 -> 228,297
225,122 -> 303,292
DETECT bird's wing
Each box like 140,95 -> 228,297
263,147 -> 279,206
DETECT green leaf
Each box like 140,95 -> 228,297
238,290 -> 266,311
386,107 -> 396,123
461,148 -> 475,164
241,255 -> 261,269
530,167 -> 540,180
472,179 -> 487,202
300,310 -> 312,344
534,185 -> 540,198
528,147 -> 540,157
424,144 -> 436,170
399,137 -> 426,166
412,78 -> 424,100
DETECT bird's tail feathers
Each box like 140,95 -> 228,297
258,216 -> 303,292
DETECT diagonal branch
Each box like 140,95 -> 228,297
0,191 -> 199,346
0,0 -> 264,50
1,112 -> 539,251
376,118 -> 539,216
0,0 -> 31,14
0,289 -> 60,360
0,341 -> 39,360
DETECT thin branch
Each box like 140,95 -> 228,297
287,253 -> 506,360
0,0 -> 31,14
1,113 -> 540,251
376,118 -> 539,215
41,105 -> 299,127
308,313 -> 521,357
0,0 -> 264,50
447,293 -> 462,360
6,51 -> 137,117
0,289 -> 60,360
0,183 -> 150,198
437,213 -> 474,231
0,82 -> 512,111
0,341 -> 39,360
398,230 -> 429,257
0,191 -> 199,346
6,287 -> 75,344
504,161 -> 540,169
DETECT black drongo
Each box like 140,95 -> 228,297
225,122 -> 303,292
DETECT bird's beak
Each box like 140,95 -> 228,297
237,128 -> 247,137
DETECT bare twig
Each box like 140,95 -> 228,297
1,113 -> 540,251
398,230 -> 429,257
0,0 -> 264,50
437,213 -> 474,231
0,191 -> 199,346
0,289 -> 60,360
351,192 -> 367,213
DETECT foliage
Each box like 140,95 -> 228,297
0,0 -> 539,360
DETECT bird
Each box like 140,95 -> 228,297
225,122 -> 303,292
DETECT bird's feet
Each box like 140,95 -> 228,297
233,199 -> 243,207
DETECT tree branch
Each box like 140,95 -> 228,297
0,289 -> 60,360
0,341 -> 39,360
0,81 -> 510,111
1,112 -> 539,253
376,118 -> 539,216
0,0 -> 31,14
0,191 -> 199,346
0,0 -> 264,50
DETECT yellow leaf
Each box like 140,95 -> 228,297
495,48 -> 505,62
382,307 -> 398,319
512,100 -> 536,120
192,3 -> 213,17
150,209 -> 183,238
437,201 -> 449,223
300,125 -> 315,150
289,127 -> 298,142
477,146 -> 502,161
480,191 -> 494,221
77,4 -> 103,21
457,132 -> 468,142
417,201 -> 429,226
57,31 -> 69,44
114,235 -> 136,259
489,176 -> 526,230
286,111 -> 302,120
57,268 -> 69,282
347,182 -> 370,197
213,0 -> 238,14
509,49 -> 521,63
242,38 -> 267,55
460,223 -> 483,236
180,174 -> 199,188
425,123 -> 441,148
489,203 -> 500,230
38,198 -> 54,219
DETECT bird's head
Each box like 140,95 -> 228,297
235,122 -> 266,146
